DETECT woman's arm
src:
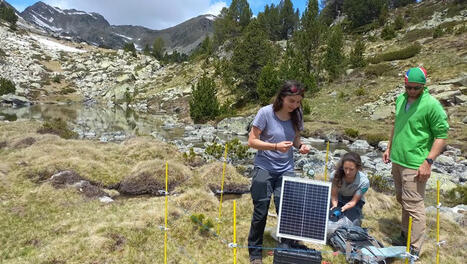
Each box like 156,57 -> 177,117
248,126 -> 292,153
293,131 -> 310,154
330,185 -> 339,210
340,193 -> 362,212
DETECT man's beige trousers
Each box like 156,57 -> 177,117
392,163 -> 427,251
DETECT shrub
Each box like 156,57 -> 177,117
344,128 -> 359,138
368,44 -> 421,64
446,185 -> 467,205
381,24 -> 396,40
189,75 -> 220,123
302,99 -> 311,115
354,87 -> 366,96
123,42 -> 136,57
190,214 -> 214,235
369,174 -> 392,193
403,28 -> 433,42
365,63 -> 392,77
205,138 -> 249,161
432,26 -> 444,39
0,77 -> 15,95
257,63 -> 280,105
52,75 -> 61,83
364,133 -> 387,146
394,14 -> 405,30
37,118 -> 78,139
59,87 -> 76,95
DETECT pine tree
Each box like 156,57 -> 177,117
349,37 -> 366,68
343,0 -> 387,28
294,0 -> 323,87
323,25 -> 345,80
0,3 -> 17,29
257,63 -> 280,105
391,0 -> 416,8
143,44 -> 151,55
279,0 -> 296,40
231,19 -> 274,100
189,75 -> 220,123
152,37 -> 165,60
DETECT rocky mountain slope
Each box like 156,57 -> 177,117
19,1 -> 215,53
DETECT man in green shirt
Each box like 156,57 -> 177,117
383,67 -> 449,258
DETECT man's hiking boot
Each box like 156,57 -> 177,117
250,258 -> 262,264
391,231 -> 407,246
410,246 -> 420,262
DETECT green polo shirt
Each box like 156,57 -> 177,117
390,87 -> 449,169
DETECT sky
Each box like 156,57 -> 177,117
8,0 -> 313,30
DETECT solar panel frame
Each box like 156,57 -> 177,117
276,176 -> 331,245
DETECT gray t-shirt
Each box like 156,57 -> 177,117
252,104 -> 302,173
330,171 -> 370,201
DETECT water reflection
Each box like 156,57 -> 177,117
0,104 -> 185,141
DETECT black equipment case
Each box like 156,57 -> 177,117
273,248 -> 322,264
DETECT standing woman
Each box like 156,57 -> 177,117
247,80 -> 310,264
330,152 -> 370,226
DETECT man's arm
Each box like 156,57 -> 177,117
417,138 -> 446,181
383,125 -> 395,164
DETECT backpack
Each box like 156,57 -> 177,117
328,225 -> 386,264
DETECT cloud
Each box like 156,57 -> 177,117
41,0 -> 227,29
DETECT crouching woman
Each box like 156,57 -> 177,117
330,152 -> 369,226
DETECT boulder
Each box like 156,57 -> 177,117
439,75 -> 467,87
1,94 -> 31,107
370,105 -> 394,120
434,90 -> 462,106
349,140 -> 372,150
217,116 -> 254,136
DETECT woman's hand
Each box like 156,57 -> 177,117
299,144 -> 310,154
276,141 -> 293,153
341,201 -> 356,212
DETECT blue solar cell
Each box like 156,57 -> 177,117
277,177 -> 331,244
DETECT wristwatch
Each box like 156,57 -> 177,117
425,158 -> 434,165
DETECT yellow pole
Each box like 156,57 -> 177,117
436,179 -> 440,264
405,216 -> 413,264
217,144 -> 228,235
164,162 -> 168,264
324,141 -> 330,181
233,200 -> 237,264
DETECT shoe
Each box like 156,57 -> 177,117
391,231 -> 407,246
250,258 -> 262,264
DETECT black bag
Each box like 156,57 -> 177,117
273,247 -> 322,264
328,225 -> 385,264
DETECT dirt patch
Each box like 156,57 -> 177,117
50,170 -> 107,198
12,137 -> 36,148
119,171 -> 174,195
209,182 -> 250,194
108,233 -> 126,252
40,60 -> 63,72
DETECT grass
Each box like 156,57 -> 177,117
0,121 -> 466,263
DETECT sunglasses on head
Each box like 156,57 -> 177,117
289,86 -> 303,93
405,85 -> 423,91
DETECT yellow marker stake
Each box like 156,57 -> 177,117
436,180 -> 440,264
324,141 -> 330,181
405,216 -> 413,264
217,144 -> 228,235
233,200 -> 237,264
164,162 -> 168,264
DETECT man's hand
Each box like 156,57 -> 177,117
416,161 -> 432,182
383,149 -> 391,164
299,144 -> 310,154
276,141 -> 293,153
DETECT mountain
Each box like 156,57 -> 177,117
19,1 -> 215,53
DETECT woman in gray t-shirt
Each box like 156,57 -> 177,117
247,80 -> 311,263
330,152 -> 369,226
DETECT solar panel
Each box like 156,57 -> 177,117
276,176 -> 331,244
